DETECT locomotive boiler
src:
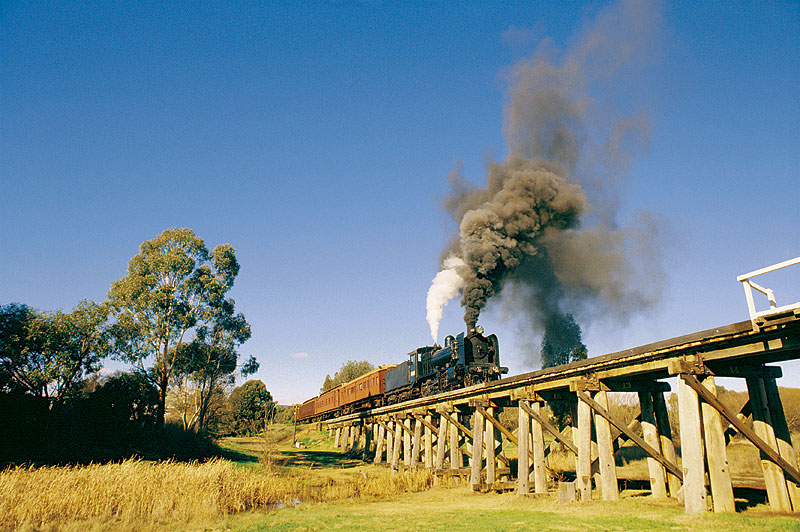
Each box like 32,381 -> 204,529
385,326 -> 506,403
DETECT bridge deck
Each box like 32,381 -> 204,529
329,313 -> 800,423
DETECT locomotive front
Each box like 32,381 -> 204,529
417,326 -> 507,391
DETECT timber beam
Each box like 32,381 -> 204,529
519,400 -> 578,456
575,389 -> 683,480
680,374 -> 800,486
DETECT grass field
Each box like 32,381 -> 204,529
2,424 -> 799,532
227,488 -> 800,532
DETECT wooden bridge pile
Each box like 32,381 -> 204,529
321,313 -> 800,515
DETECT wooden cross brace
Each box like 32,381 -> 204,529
519,400 -> 578,456
439,411 -> 472,439
472,405 -> 511,467
575,389 -> 683,480
680,373 -> 800,486
413,413 -> 440,437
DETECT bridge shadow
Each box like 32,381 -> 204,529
217,446 -> 259,463
273,448 -> 366,469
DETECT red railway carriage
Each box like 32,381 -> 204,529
295,365 -> 394,423
340,365 -> 389,405
314,384 -> 341,417
296,397 -> 316,421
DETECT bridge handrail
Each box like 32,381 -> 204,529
737,256 -> 800,328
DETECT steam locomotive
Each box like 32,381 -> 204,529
295,327 -> 507,423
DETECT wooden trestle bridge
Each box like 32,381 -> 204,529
316,259 -> 800,515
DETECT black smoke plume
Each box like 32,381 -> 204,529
426,0 -> 663,367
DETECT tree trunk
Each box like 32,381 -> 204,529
157,372 -> 168,427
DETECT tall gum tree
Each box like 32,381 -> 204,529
108,228 -> 245,426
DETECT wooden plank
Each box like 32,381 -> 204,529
723,399 -> 751,444
334,427 -> 341,449
576,395 -> 592,501
411,417 -> 422,466
575,390 -> 683,480
593,391 -> 619,501
485,407 -> 496,485
639,390 -> 667,499
470,409 -> 485,489
342,425 -> 350,450
699,376 -> 735,513
470,406 -> 511,467
530,401 -> 548,494
373,423 -> 385,464
404,418 -> 413,466
746,376 -> 792,512
762,377 -> 800,511
361,423 -> 372,460
414,413 -> 440,435
424,414 -> 434,469
435,415 -> 448,470
652,390 -> 682,497
683,374 -> 800,486
385,420 -> 393,464
519,401 -> 578,455
677,375 -> 708,514
391,421 -> 402,470
392,416 -> 414,436
449,412 -> 462,470
517,401 -> 530,494
440,411 -> 472,439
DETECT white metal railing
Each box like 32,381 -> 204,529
737,256 -> 800,328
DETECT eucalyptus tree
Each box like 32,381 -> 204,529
107,228 -> 247,426
0,301 -> 109,400
172,301 -> 258,432
320,360 -> 375,392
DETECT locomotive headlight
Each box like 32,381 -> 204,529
475,325 -> 484,335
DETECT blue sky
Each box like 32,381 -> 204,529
2,1 -> 798,404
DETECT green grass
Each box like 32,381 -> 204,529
221,487 -> 800,532
9,425 -> 799,532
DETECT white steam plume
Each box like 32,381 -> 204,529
426,255 -> 466,343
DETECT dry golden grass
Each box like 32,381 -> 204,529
0,457 -> 435,532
